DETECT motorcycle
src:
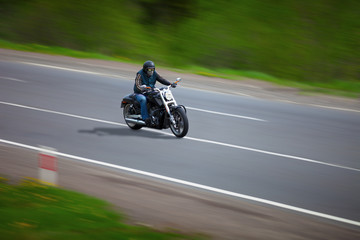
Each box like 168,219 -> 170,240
121,78 -> 189,138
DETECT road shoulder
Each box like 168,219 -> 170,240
1,144 -> 359,240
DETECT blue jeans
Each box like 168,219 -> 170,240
135,94 -> 149,120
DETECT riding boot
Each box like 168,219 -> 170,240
145,118 -> 153,127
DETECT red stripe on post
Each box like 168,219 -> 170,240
38,154 -> 57,171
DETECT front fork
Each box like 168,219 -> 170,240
169,113 -> 176,126
169,105 -> 187,127
159,91 -> 177,126
164,104 -> 176,125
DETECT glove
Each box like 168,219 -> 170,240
171,83 -> 177,88
143,88 -> 153,96
139,85 -> 148,92
140,85 -> 152,92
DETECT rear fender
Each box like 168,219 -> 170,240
121,93 -> 136,108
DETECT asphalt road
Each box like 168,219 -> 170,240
0,50 -> 359,226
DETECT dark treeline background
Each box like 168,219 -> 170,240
1,0 -> 359,83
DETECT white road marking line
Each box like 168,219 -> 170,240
182,85 -> 256,98
19,61 -> 101,75
17,61 -> 125,79
184,136 -> 360,172
0,76 -> 27,83
0,101 -> 122,126
227,91 -> 255,97
76,62 -> 123,70
309,104 -> 360,113
187,107 -> 267,122
277,100 -> 360,113
1,101 -> 358,172
277,99 -> 298,104
0,138 -> 359,227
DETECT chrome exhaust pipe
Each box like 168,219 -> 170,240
125,118 -> 145,125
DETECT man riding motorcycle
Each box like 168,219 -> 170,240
133,60 -> 177,126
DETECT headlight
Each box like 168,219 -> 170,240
164,91 -> 173,101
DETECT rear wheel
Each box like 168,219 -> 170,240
170,108 -> 189,138
123,104 -> 142,130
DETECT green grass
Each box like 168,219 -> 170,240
0,39 -> 125,62
1,39 -> 359,98
0,177 -> 205,240
181,65 -> 360,98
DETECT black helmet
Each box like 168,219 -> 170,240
143,60 -> 155,71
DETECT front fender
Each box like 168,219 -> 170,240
170,105 -> 187,113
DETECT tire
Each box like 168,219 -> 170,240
170,107 -> 189,138
123,104 -> 142,130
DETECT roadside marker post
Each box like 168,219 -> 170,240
38,146 -> 58,186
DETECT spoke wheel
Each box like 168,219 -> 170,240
170,108 -> 189,138
123,104 -> 142,130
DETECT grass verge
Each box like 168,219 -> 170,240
1,39 -> 359,98
182,66 -> 360,98
0,177 -> 205,240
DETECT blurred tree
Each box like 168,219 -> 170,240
136,0 -> 195,27
0,0 -> 359,82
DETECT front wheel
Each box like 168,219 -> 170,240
170,107 -> 189,138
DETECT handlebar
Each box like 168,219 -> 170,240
174,77 -> 182,84
145,78 -> 182,92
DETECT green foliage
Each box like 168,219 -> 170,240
0,178 -> 205,240
0,0 -> 359,84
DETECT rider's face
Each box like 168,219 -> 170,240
146,68 -> 154,77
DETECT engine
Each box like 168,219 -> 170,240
149,106 -> 166,129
